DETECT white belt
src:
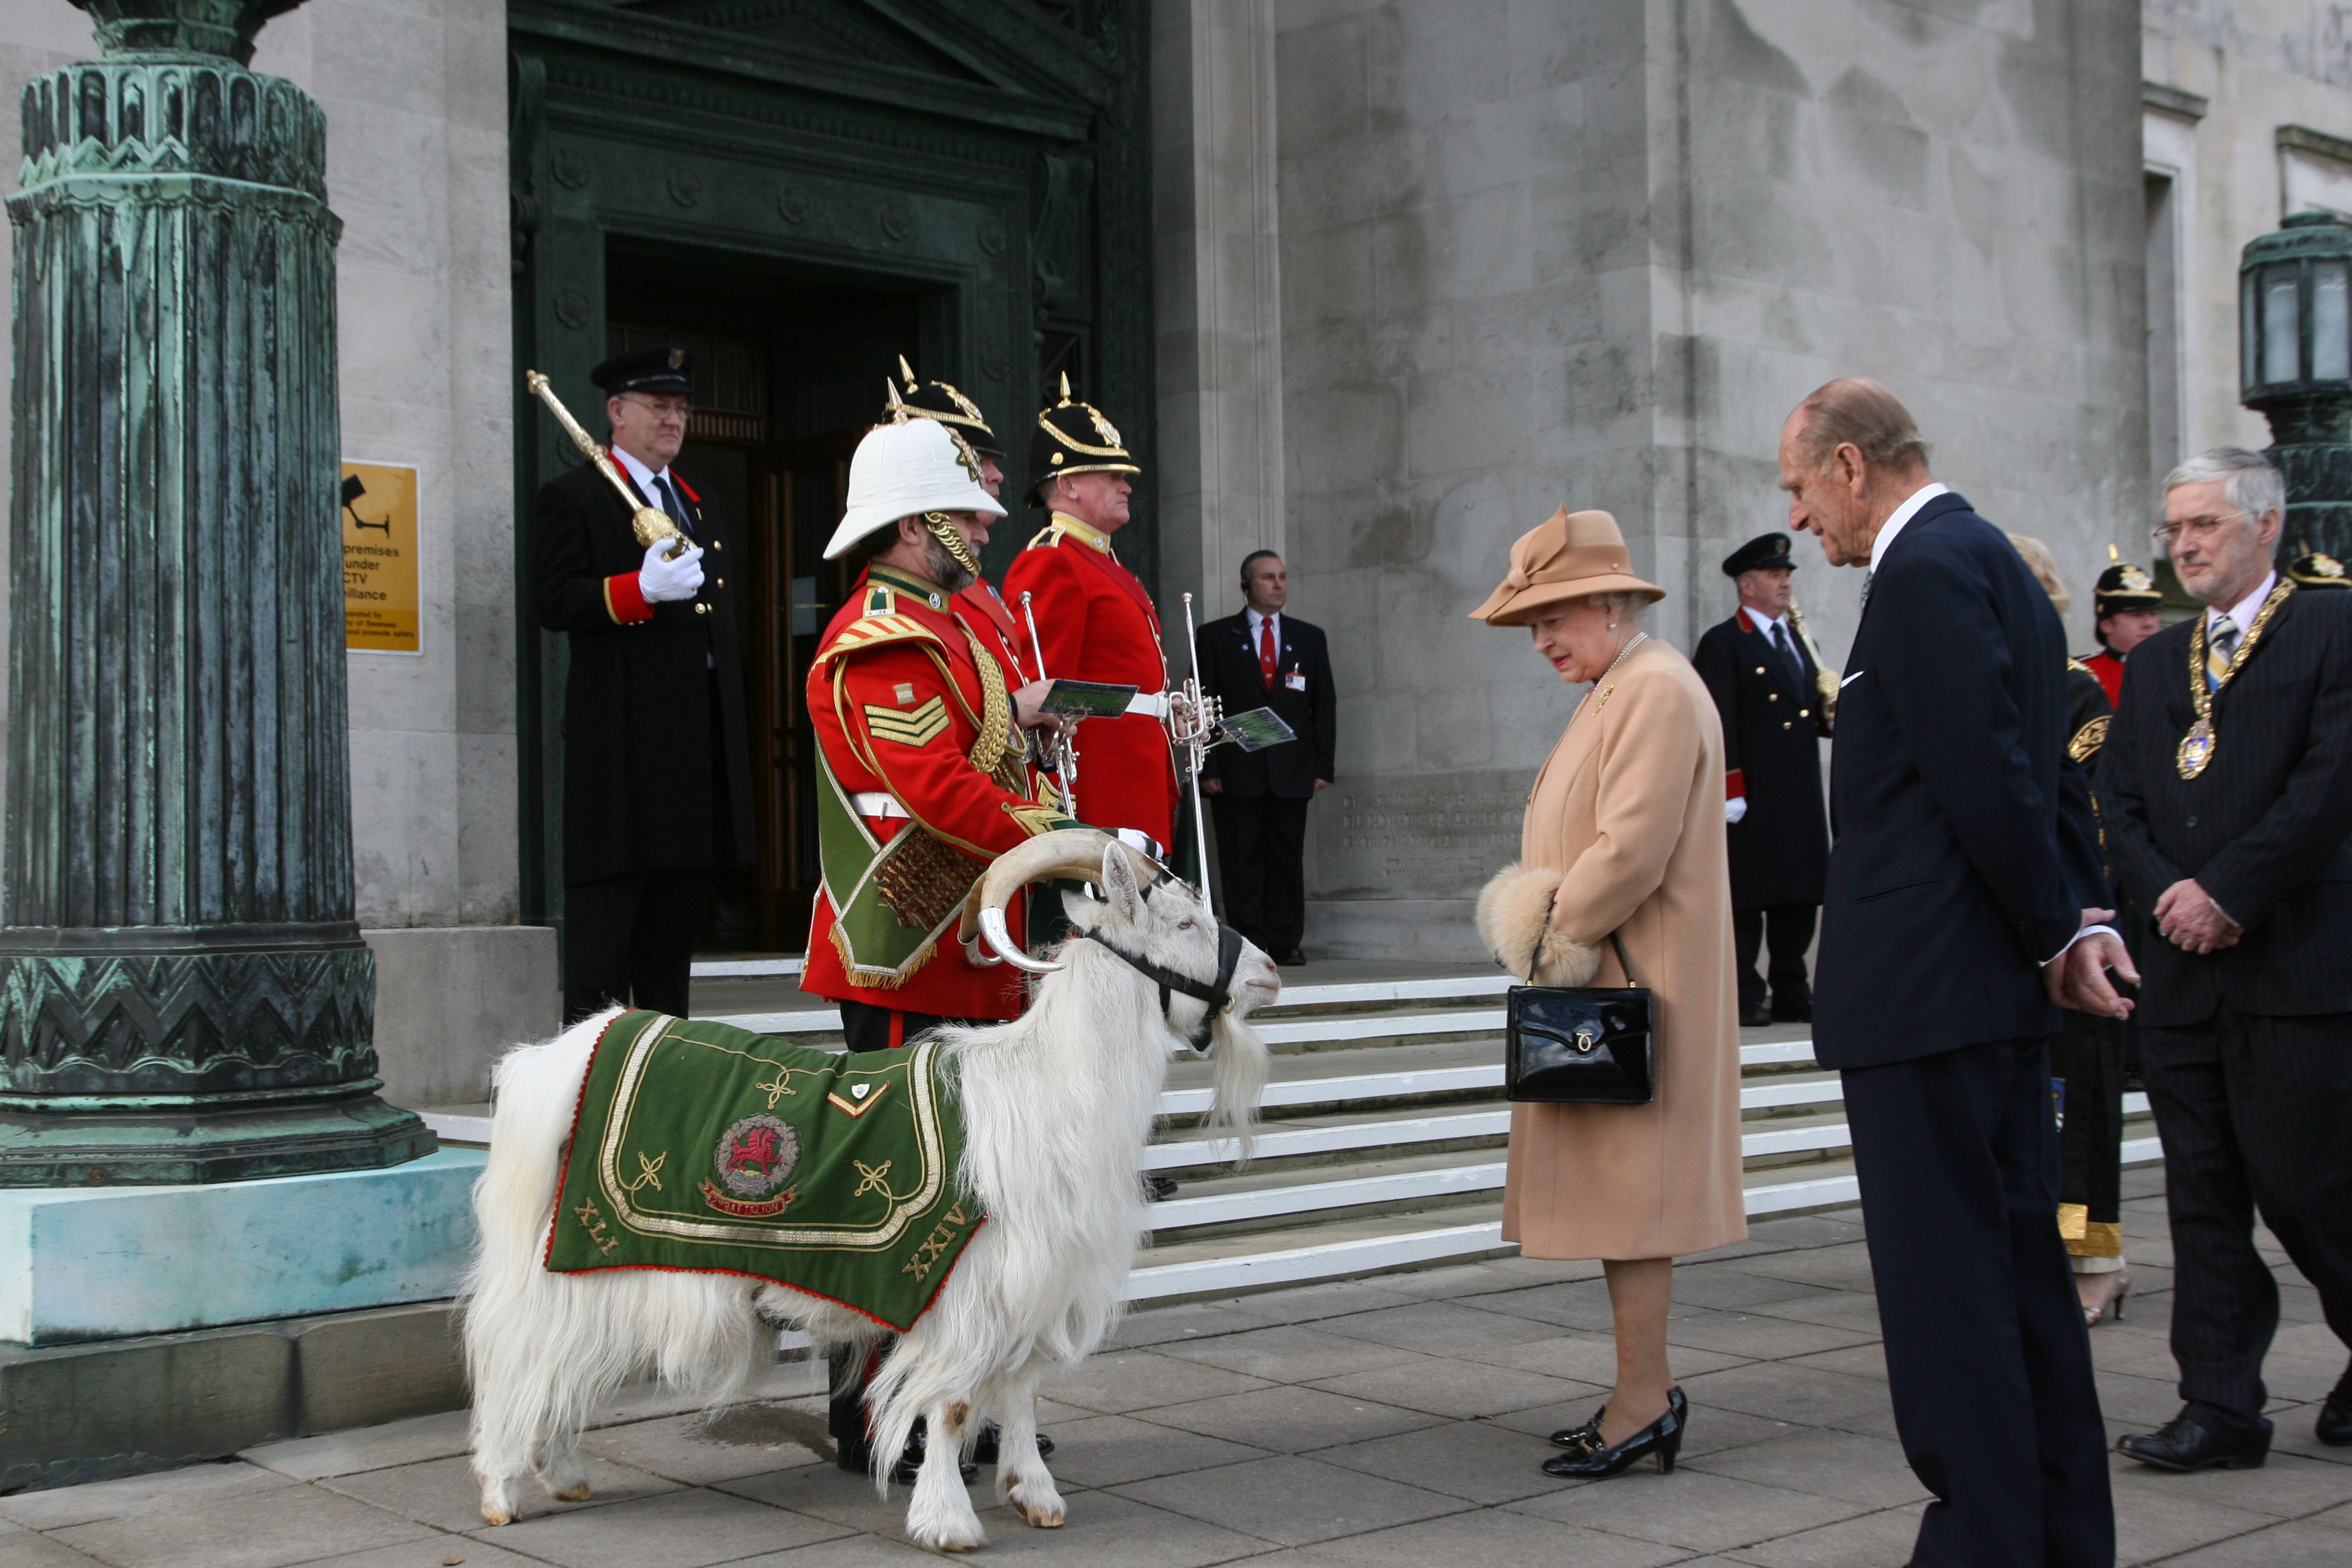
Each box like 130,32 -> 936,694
848,792 -> 911,820
1124,691 -> 1170,719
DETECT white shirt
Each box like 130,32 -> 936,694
1245,607 -> 1282,648
2208,571 -> 2278,643
1739,605 -> 1795,654
611,444 -> 688,534
1867,482 -> 1952,573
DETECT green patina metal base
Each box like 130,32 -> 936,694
0,1087 -> 434,1188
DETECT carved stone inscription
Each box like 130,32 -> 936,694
1310,770 -> 1528,902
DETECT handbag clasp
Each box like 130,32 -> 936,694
1571,1026 -> 1598,1054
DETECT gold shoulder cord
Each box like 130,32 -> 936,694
2178,579 -> 2296,779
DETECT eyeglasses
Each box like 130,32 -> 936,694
617,395 -> 693,422
2150,512 -> 2248,548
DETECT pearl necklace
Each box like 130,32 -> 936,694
1580,630 -> 1647,716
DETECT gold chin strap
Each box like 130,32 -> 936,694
924,511 -> 982,578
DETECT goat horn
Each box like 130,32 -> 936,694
959,828 -> 1161,969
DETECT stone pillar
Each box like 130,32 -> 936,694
0,0 -> 431,1184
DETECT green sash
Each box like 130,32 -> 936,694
546,1010 -> 982,1331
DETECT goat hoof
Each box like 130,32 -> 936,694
480,1507 -> 514,1528
552,1482 -> 593,1502
1018,1502 -> 1065,1529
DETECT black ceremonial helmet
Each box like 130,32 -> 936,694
1029,373 -> 1140,504
889,355 -> 1003,459
2093,546 -> 2164,620
2290,546 -> 2351,589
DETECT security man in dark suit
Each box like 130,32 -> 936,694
1780,378 -> 2127,1567
534,346 -> 754,1023
1692,533 -> 1831,1026
1195,550 -> 1337,965
2102,448 -> 2352,1471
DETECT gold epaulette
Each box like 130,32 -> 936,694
816,612 -> 947,669
1024,525 -> 1062,550
2066,657 -> 2096,678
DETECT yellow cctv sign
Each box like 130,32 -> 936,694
342,461 -> 420,652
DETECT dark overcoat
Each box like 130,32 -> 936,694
1195,611 -> 1338,798
534,460 -> 754,886
1692,611 -> 1831,910
2098,587 -> 2352,1029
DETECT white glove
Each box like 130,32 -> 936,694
1114,827 -> 1165,860
1724,797 -> 1748,825
638,540 -> 704,603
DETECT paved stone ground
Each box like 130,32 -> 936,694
3,1169 -> 2346,1568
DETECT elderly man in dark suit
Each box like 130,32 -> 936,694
1195,550 -> 1336,965
535,346 -> 754,1023
2102,447 -> 2352,1471
1693,533 -> 1833,1026
1781,378 -> 2129,1567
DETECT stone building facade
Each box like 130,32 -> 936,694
1,0 -> 2343,1090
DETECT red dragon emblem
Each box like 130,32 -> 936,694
701,1114 -> 799,1218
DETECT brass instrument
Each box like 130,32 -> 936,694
1171,593 -> 1224,914
1786,597 -> 1839,726
524,370 -> 689,558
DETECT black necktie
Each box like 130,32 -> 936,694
654,475 -> 692,537
1769,622 -> 1802,685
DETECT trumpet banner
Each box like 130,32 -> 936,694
545,1011 -> 982,1331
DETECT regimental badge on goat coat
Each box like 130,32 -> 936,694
546,1010 -> 981,1332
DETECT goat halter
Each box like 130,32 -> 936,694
1089,920 -> 1247,1055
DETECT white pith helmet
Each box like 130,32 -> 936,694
822,419 -> 1005,560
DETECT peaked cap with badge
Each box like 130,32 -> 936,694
801,422 -> 1075,1022
1028,373 -> 1141,503
891,356 -> 1004,459
2094,552 -> 2165,619
1722,533 -> 1796,577
591,344 -> 694,397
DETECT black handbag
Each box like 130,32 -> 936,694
1504,930 -> 1655,1105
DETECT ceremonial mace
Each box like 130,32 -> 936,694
1171,593 -> 1224,917
1785,597 -> 1839,726
1018,591 -> 1082,820
524,370 -> 690,558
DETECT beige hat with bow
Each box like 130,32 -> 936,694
1469,507 -> 1665,626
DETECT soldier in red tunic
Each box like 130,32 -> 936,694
2079,550 -> 2165,707
797,413 -> 1077,1482
1002,378 -> 1181,856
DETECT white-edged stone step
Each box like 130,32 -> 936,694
691,957 -> 804,979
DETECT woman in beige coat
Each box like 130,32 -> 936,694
1471,506 -> 1747,1481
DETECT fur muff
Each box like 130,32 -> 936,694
1477,863 -> 1602,987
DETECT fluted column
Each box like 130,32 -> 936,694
0,0 -> 430,1183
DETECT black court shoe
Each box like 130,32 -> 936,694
2117,1410 -> 2270,1472
1551,1384 -> 1685,1451
971,1422 -> 1056,1463
1543,1394 -> 1684,1479
837,1424 -> 981,1485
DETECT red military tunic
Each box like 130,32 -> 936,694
1001,512 -> 1181,851
2079,648 -> 2126,709
800,562 -> 1067,1021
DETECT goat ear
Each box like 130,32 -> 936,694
1099,843 -> 1143,923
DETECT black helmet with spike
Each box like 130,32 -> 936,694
886,354 -> 1003,459
1029,373 -> 1140,504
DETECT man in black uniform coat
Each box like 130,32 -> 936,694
1195,550 -> 1336,965
1692,534 -> 1831,1026
2103,448 -> 2352,1471
535,346 -> 754,1022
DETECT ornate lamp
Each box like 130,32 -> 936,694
2240,211 -> 2352,562
0,0 -> 430,1182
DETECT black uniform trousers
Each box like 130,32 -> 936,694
2139,1004 -> 2352,1432
1733,903 -> 1816,1018
828,1001 -> 973,1453
1210,794 -> 1310,957
563,871 -> 712,1023
1842,1036 -> 2113,1568
2055,1012 -> 2126,1264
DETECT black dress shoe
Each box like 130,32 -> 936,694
2117,1410 -> 2270,1472
1276,948 -> 1308,967
1739,1001 -> 1772,1028
1543,1391 -> 1684,1479
2318,1365 -> 2352,1447
1551,1385 -> 1685,1451
970,1421 -> 1055,1463
837,1424 -> 981,1484
1769,997 -> 1812,1023
1146,1174 -> 1179,1202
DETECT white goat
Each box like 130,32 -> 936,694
464,830 -> 1276,1552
